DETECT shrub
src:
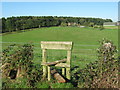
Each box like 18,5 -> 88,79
2,44 -> 34,78
99,25 -> 104,30
93,25 -> 99,28
71,39 -> 118,88
60,22 -> 67,27
2,44 -> 43,88
89,22 -> 94,27
92,38 -> 118,88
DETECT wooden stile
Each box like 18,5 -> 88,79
41,41 -> 73,81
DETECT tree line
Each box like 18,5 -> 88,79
1,16 -> 112,33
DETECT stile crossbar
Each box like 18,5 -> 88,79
41,41 -> 73,81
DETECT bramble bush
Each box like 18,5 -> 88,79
2,44 -> 43,88
71,39 -> 118,88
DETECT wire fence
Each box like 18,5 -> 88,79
1,41 -> 99,56
1,42 -> 99,48
0,41 -> 100,63
1,41 -> 99,46
1,41 -> 98,50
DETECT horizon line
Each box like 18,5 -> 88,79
1,15 -> 117,22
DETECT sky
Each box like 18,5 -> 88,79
2,2 -> 118,22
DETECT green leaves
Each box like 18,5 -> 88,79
2,43 -> 34,79
2,43 -> 44,88
71,39 -> 118,88
2,16 -> 112,33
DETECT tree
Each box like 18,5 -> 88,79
105,19 -> 113,22
2,18 -> 6,33
79,19 -> 85,25
89,22 -> 94,27
1,16 -> 112,33
61,22 -> 67,27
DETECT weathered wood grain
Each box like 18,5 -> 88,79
42,49 -> 47,78
41,41 -> 72,50
55,63 -> 70,67
51,69 -> 66,83
41,41 -> 73,80
41,59 -> 67,66
48,66 -> 51,81
66,50 -> 71,80
62,68 -> 65,76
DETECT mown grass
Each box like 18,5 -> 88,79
1,26 -> 118,69
104,26 -> 118,29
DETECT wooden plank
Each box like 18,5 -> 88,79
41,41 -> 73,50
55,63 -> 70,67
41,59 -> 67,66
51,69 -> 66,83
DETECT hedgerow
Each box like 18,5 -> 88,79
1,39 -> 118,88
71,39 -> 118,88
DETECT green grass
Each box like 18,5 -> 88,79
1,26 -> 118,69
35,81 -> 50,88
51,83 -> 74,88
104,26 -> 118,29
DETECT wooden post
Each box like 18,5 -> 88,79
66,68 -> 70,79
51,69 -> 66,83
16,67 -> 21,78
42,49 -> 47,79
66,50 -> 71,80
41,59 -> 67,66
62,68 -> 65,76
48,66 -> 51,81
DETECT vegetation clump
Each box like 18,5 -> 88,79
2,44 -> 42,88
71,39 -> 118,88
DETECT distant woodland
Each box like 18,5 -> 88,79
1,16 -> 112,33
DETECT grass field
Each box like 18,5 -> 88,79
1,26 -> 118,69
104,26 -> 118,29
